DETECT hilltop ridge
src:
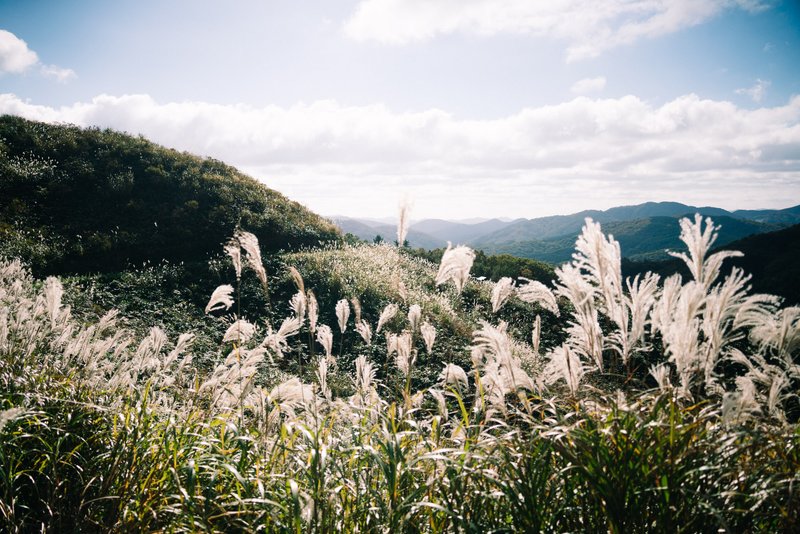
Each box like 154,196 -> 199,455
0,115 -> 341,274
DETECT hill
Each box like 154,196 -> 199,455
0,115 -> 340,275
330,216 -> 445,249
473,214 -> 777,263
409,217 -> 514,244
340,201 -> 800,261
622,222 -> 800,305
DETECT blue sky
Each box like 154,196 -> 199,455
1,0 -> 799,219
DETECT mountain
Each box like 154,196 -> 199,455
469,201 -> 798,263
330,216 -> 445,249
471,201 -> 788,248
409,218 -> 514,244
622,223 -> 800,305
731,205 -> 800,225
0,115 -> 340,274
336,201 -> 800,257
473,215 -> 777,264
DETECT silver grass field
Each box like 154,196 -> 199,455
1,215 -> 799,532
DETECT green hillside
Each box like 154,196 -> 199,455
0,115 -> 340,275
475,215 -> 775,263
623,222 -> 800,305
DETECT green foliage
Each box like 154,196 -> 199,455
409,247 -> 555,283
0,115 -> 340,275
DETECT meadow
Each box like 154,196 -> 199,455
1,212 -> 798,532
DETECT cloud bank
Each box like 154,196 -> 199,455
344,0 -> 768,61
1,92 -> 798,218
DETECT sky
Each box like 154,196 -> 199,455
1,0 -> 799,220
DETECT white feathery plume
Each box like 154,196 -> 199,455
652,278 -> 705,393
170,333 -> 196,372
649,363 -> 672,392
386,332 -> 398,356
354,354 -> 376,394
224,239 -> 242,279
669,215 -> 742,290
316,324 -> 334,359
532,315 -> 541,356
428,388 -> 448,417
266,378 -> 314,424
277,316 -> 302,339
516,277 -> 559,316
698,267 -> 754,386
616,272 -> 660,364
435,242 -> 475,294
0,407 -> 25,433
0,308 -> 8,353
491,277 -> 515,313
420,321 -> 436,353
473,321 -> 537,398
135,326 -> 168,373
236,230 -> 268,288
44,276 -> 63,327
407,304 -> 421,332
222,319 -> 256,344
470,345 -> 486,370
288,266 -> 305,293
351,297 -> 362,324
335,299 -> 350,333
392,271 -> 408,302
722,376 -> 760,424
96,309 -> 119,333
767,372 -> 790,421
376,303 -> 398,333
439,363 -> 468,391
544,344 -> 584,396
735,297 -> 790,353
307,291 -> 319,333
355,319 -> 372,345
316,356 -> 331,400
572,218 -> 622,314
394,331 -> 415,377
397,197 -> 411,247
554,263 -> 604,371
290,291 -> 307,322
205,284 -> 235,314
263,317 -> 302,358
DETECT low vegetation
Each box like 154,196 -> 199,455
2,212 -> 798,532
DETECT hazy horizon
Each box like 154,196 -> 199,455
329,198 -> 800,223
1,0 -> 799,219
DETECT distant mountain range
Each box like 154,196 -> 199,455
331,201 -> 800,263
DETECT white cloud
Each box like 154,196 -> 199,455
40,64 -> 77,83
571,77 -> 606,95
736,78 -> 770,103
0,29 -> 38,73
0,29 -> 76,82
344,0 -> 768,61
1,92 -> 798,218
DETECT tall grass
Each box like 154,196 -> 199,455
1,215 -> 799,532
